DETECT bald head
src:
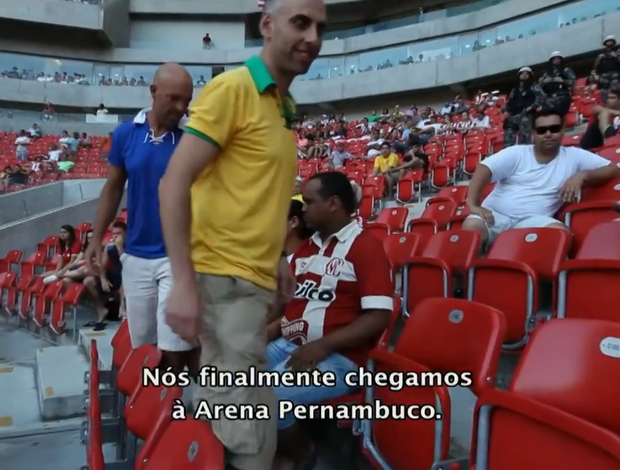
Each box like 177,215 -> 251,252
150,62 -> 193,130
153,62 -> 192,87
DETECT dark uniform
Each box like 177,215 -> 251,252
593,37 -> 620,103
540,56 -> 576,115
504,70 -> 546,148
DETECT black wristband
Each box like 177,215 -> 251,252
281,250 -> 288,258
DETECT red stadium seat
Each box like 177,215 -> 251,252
383,233 -> 422,271
18,276 -> 46,321
364,223 -> 390,242
49,283 -> 86,337
32,280 -> 64,327
375,207 -> 408,232
396,170 -> 423,204
434,186 -> 468,205
470,319 -> 620,470
125,384 -> 184,441
404,230 -> 481,316
136,419 -> 225,470
557,222 -> 620,324
563,201 -> 619,256
116,344 -> 162,397
362,298 -> 505,470
407,200 -> 457,237
597,146 -> 620,163
468,228 -> 570,349
580,178 -> 620,202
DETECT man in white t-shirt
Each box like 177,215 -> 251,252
463,110 -> 619,243
15,130 -> 31,161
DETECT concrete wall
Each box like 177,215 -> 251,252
0,188 -> 126,259
0,0 -> 103,31
103,0 -> 130,48
0,0 -> 570,62
130,19 -> 247,50
0,116 -> 119,136
130,0 -> 377,14
0,10 -> 616,107
0,179 -> 106,226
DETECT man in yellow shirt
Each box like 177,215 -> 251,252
158,0 -> 326,469
372,142 -> 400,197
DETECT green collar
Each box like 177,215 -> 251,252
244,55 -> 297,129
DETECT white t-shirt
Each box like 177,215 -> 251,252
48,149 -> 63,162
482,145 -> 610,219
472,116 -> 490,129
15,136 -> 30,150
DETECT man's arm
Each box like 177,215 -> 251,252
575,150 -> 619,186
159,78 -> 238,283
92,127 -> 128,242
465,148 -> 517,207
531,84 -> 547,109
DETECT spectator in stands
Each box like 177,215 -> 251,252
540,51 -> 575,115
42,225 -> 82,283
159,0 -> 326,466
391,135 -> 429,175
47,143 -> 63,162
471,105 -> 491,129
329,140 -> 352,168
59,131 -> 79,155
0,164 -> 28,188
463,109 -> 619,245
14,130 -> 30,161
86,63 -> 197,378
592,36 -> 620,103
60,229 -> 94,285
83,221 -> 126,331
580,88 -> 620,150
366,129 -> 385,157
267,171 -> 393,468
80,132 -> 92,149
373,142 -> 400,197
41,102 -> 54,121
56,156 -> 75,174
292,176 -> 303,201
202,33 -> 213,49
28,123 -> 41,139
503,67 -> 547,148
96,103 -> 108,116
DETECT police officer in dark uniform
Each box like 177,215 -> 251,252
592,35 -> 620,103
540,51 -> 576,115
503,66 -> 547,148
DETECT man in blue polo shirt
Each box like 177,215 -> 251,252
86,63 -> 198,375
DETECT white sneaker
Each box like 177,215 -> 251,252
43,275 -> 58,284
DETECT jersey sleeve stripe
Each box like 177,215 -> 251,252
361,296 -> 394,311
185,126 -> 222,149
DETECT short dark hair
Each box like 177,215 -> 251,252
309,171 -> 357,215
288,200 -> 313,239
112,221 -> 127,231
533,107 -> 566,126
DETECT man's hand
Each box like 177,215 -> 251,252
84,237 -> 103,275
165,277 -> 202,343
276,256 -> 295,306
560,172 -> 585,203
469,205 -> 495,225
100,278 -> 112,293
286,341 -> 330,371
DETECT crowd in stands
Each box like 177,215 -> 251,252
2,36 -> 620,469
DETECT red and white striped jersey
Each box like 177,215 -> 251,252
282,220 -> 394,365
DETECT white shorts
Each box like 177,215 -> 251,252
120,253 -> 195,352
465,209 -> 562,242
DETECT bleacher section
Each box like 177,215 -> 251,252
1,69 -> 620,469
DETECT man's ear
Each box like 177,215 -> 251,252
259,13 -> 274,40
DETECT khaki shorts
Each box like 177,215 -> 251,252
193,274 -> 276,470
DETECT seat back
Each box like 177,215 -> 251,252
383,233 -> 420,270
395,298 -> 505,397
420,200 -> 457,226
422,230 -> 481,272
580,178 -> 620,202
488,228 -> 570,278
137,419 -> 225,470
375,207 -> 408,232
436,186 -> 468,204
125,384 -> 183,441
575,222 -> 620,260
511,319 -> 620,435
117,344 -> 162,396
565,202 -> 618,255
364,223 -> 390,242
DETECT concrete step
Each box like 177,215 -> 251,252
35,345 -> 88,421
78,325 -> 119,370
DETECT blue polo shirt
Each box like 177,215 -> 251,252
107,109 -> 185,259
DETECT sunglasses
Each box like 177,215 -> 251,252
535,124 -> 563,135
